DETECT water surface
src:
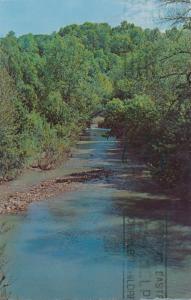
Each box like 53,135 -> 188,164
1,127 -> 191,300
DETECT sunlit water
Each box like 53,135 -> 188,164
1,127 -> 191,300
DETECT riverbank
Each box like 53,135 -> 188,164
0,169 -> 112,214
2,118 -> 190,300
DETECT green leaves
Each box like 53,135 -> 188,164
0,21 -> 191,186
42,91 -> 72,125
0,68 -> 23,179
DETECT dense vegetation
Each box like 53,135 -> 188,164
0,27 -> 113,179
0,20 -> 191,187
102,22 -> 191,188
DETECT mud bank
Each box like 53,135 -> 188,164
0,169 -> 112,214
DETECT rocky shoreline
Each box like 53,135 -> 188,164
0,168 -> 112,214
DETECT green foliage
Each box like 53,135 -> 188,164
0,68 -> 23,180
0,21 -> 191,187
124,95 -> 159,145
102,22 -> 191,187
20,111 -> 70,170
105,93 -> 191,187
42,91 -> 71,125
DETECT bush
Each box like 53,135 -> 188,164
104,94 -> 191,187
0,68 -> 23,180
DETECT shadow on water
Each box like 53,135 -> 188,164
2,127 -> 191,299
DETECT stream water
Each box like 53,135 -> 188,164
1,126 -> 191,300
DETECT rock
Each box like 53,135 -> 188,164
56,169 -> 112,183
0,168 -> 112,214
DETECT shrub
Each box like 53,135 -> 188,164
0,68 -> 23,180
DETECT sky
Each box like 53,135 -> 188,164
0,0 -> 163,36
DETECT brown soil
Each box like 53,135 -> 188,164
0,168 -> 112,215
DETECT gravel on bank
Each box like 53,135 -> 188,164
0,168 -> 112,214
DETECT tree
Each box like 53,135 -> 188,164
0,68 -> 22,179
160,0 -> 191,28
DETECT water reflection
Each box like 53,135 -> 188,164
2,128 -> 191,299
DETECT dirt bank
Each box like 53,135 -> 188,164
0,168 -> 112,215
